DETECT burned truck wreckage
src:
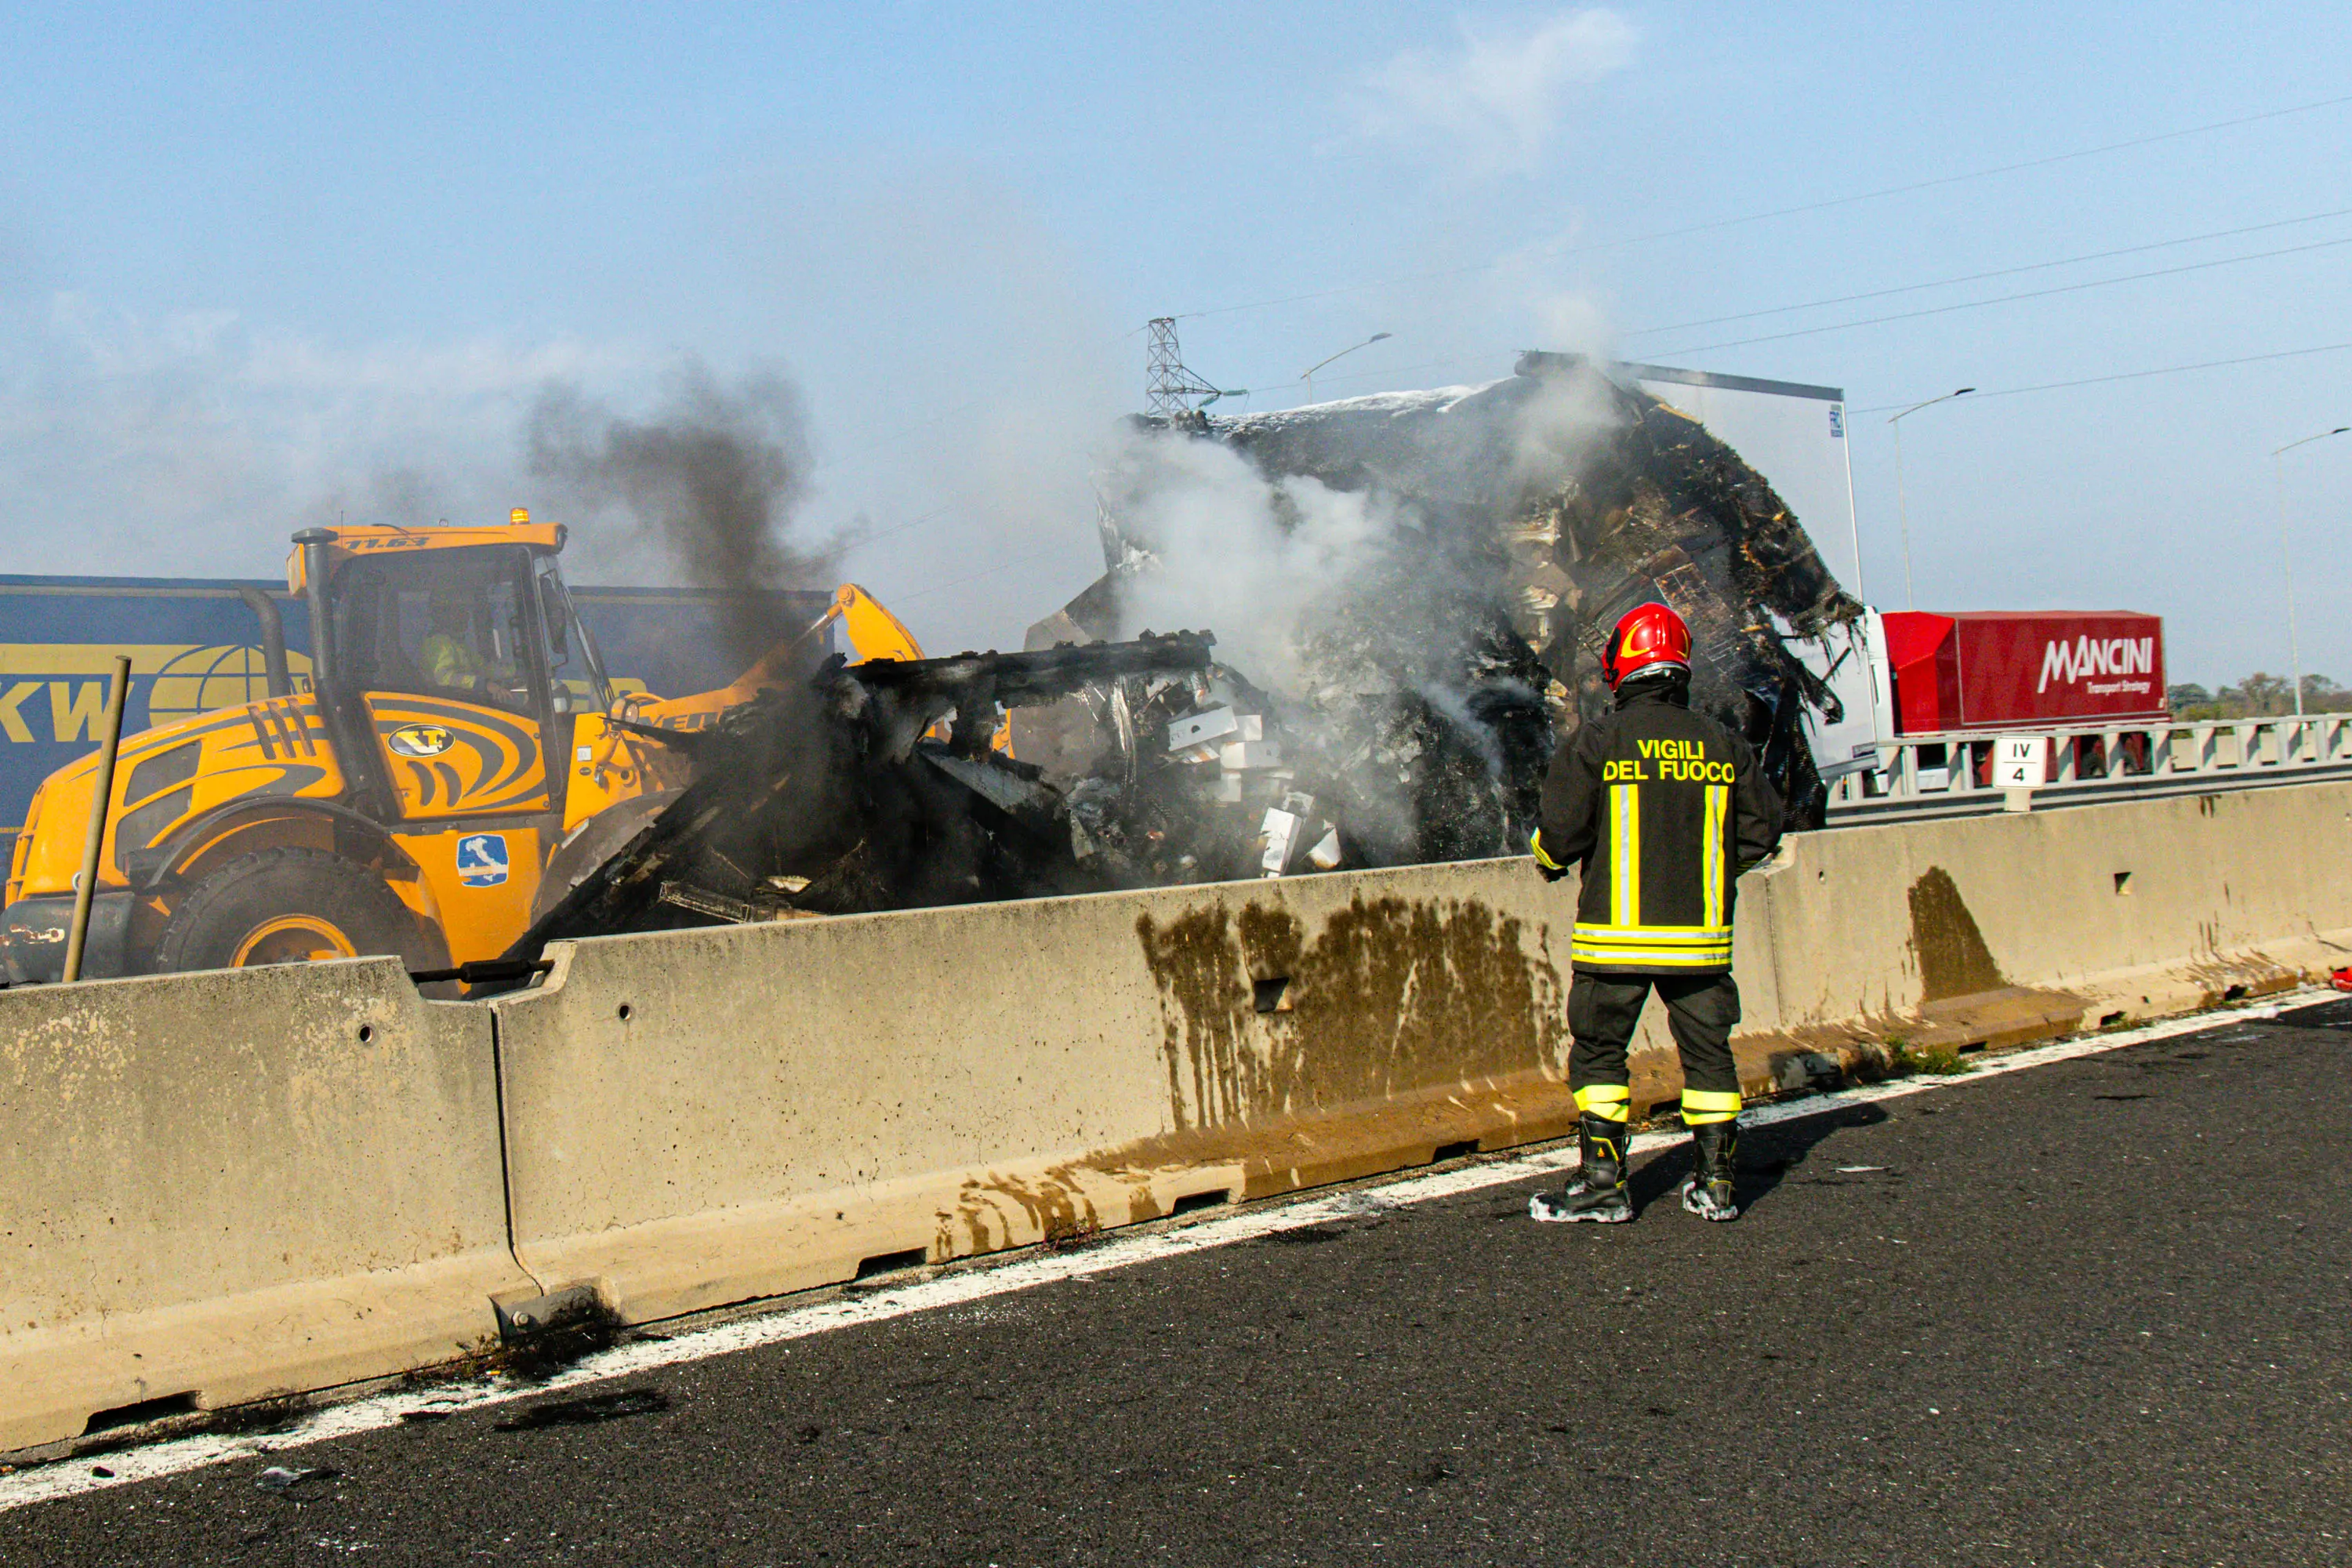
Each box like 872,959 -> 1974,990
1020,352 -> 1861,863
514,633 -> 1219,953
516,354 -> 1860,954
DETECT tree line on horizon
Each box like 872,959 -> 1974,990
2169,673 -> 2352,720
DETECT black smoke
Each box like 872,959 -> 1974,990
527,361 -> 838,671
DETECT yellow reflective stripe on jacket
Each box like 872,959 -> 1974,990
1570,944 -> 1733,967
1574,1083 -> 1632,1121
1701,782 -> 1727,928
1573,924 -> 1732,942
1569,945 -> 1731,962
1530,828 -> 1565,872
1570,919 -> 1733,967
1609,783 -> 1639,927
1680,1087 -> 1742,1124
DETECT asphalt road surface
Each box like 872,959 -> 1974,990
7,1001 -> 2350,1566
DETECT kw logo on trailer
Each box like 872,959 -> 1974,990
2037,637 -> 2158,695
456,833 -> 510,888
0,644 -> 315,742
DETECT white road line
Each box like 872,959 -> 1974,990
0,989 -> 2327,1512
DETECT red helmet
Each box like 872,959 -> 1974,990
1602,601 -> 1692,690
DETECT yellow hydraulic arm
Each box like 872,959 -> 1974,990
563,584 -> 935,833
626,584 -> 923,730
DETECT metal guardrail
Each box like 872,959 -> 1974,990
1827,713 -> 2352,824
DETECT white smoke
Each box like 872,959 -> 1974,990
1099,348 -> 1629,684
1506,358 -> 1626,492
1097,428 -> 1394,692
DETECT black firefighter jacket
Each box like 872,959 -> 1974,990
1531,683 -> 1784,975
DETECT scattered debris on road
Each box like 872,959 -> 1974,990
255,1465 -> 340,1496
492,1389 -> 671,1431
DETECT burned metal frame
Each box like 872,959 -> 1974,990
503,633 -> 1218,960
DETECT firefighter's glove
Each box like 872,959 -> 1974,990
1530,830 -> 1569,883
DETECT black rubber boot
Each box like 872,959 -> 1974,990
1530,1115 -> 1634,1224
1679,1118 -> 1740,1221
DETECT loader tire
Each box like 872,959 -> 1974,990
154,848 -> 429,975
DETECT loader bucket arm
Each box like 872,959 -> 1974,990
628,584 -> 924,731
832,584 -> 924,665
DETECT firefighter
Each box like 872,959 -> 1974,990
1526,602 -> 1783,1224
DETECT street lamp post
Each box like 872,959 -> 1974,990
1300,332 -> 1392,405
1886,388 -> 1974,612
2272,426 -> 2350,717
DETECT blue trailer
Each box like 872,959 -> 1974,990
0,575 -> 831,836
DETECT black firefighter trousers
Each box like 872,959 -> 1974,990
1567,970 -> 1743,1126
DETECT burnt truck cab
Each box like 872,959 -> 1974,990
2,515 -> 618,983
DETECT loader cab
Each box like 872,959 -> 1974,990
531,550 -> 614,720
301,527 -> 611,825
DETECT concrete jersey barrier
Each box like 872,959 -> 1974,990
0,957 -> 528,1454
1735,779 -> 2352,1094
486,862 -> 1609,1323
488,780 -> 2352,1327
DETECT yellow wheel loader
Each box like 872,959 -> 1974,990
0,513 -> 924,984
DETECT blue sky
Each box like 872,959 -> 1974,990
4,2 -> 2348,684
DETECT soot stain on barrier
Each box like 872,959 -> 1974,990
934,895 -> 1565,1258
931,897 -> 1570,1256
938,1169 -> 1108,1259
1907,867 -> 2006,1004
1134,907 -> 1254,1131
1137,894 -> 1564,1129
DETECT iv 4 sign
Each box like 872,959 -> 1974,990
1993,735 -> 2048,789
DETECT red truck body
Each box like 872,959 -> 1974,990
1882,611 -> 2166,734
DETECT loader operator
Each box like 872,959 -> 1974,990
419,586 -> 517,702
1526,602 -> 1781,1225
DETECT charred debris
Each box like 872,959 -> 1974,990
513,633 -> 1220,954
1026,352 -> 1860,862
514,622 -> 1404,964
513,353 -> 1860,956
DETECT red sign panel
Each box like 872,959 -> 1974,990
1955,612 -> 2165,726
1882,612 -> 2166,731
